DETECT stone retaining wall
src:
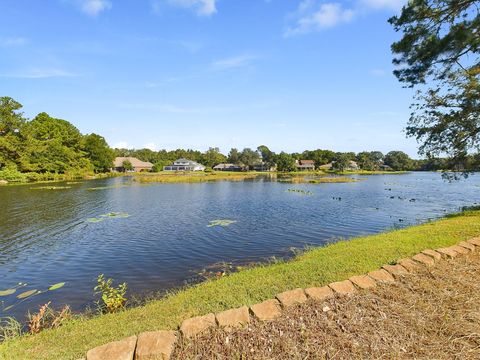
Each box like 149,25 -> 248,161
81,237 -> 480,360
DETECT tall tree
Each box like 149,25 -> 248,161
83,133 -> 115,173
389,0 -> 480,170
227,148 -> 240,163
257,145 -> 276,168
0,97 -> 26,169
384,151 -> 414,171
276,152 -> 296,172
201,147 -> 227,168
239,148 -> 261,169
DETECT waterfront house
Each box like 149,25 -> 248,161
213,163 -> 244,171
163,158 -> 206,171
319,161 -> 359,171
295,159 -> 315,171
113,157 -> 153,172
252,163 -> 276,172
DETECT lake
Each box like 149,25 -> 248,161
0,172 -> 479,320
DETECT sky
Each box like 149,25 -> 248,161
0,0 -> 421,157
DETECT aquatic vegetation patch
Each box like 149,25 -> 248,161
1,282 -> 66,313
207,219 -> 237,227
87,212 -> 131,223
30,186 -> 71,190
286,188 -> 313,195
86,184 -> 132,191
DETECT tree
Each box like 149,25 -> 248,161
122,160 -> 133,172
239,148 -> 261,169
332,153 -> 351,171
201,147 -> 227,168
356,151 -> 384,170
227,148 -> 240,163
0,97 -> 26,169
257,145 -> 276,168
276,152 -> 296,172
384,151 -> 414,171
389,1 -> 480,170
83,134 -> 115,173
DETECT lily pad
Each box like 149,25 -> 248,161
207,219 -> 237,228
16,289 -> 38,299
0,289 -> 16,297
3,305 -> 14,312
87,217 -> 105,223
48,282 -> 65,291
100,212 -> 130,219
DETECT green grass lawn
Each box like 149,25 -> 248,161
2,210 -> 480,360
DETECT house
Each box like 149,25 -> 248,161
379,164 -> 393,171
319,161 -> 359,171
295,159 -> 315,171
213,163 -> 244,172
163,158 -> 206,171
252,163 -> 276,172
113,157 -> 153,172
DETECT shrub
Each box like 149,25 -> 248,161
27,302 -> 72,335
94,274 -> 127,313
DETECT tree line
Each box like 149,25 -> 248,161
2,96 -> 478,180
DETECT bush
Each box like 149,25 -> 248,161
94,274 -> 127,314
28,302 -> 71,335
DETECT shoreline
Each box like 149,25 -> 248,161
2,207 -> 480,359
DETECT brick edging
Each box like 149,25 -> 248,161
82,237 -> 480,360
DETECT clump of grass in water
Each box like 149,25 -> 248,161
87,212 -> 130,223
207,219 -> 237,227
30,186 -> 71,190
286,188 -> 313,195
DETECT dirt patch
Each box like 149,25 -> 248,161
173,253 -> 480,359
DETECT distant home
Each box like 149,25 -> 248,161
164,158 -> 206,171
213,163 -> 244,172
295,159 -> 315,171
113,157 -> 153,172
252,163 -> 276,172
320,161 -> 359,171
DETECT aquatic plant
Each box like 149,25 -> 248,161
30,186 -> 71,190
286,189 -> 313,195
48,283 -> 65,291
87,212 -> 130,223
207,219 -> 237,227
16,290 -> 39,300
94,274 -> 127,314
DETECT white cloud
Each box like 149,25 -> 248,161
156,0 -> 217,16
286,2 -> 355,36
78,0 -> 112,16
0,68 -> 79,78
143,142 -> 158,151
361,0 -> 406,11
0,37 -> 28,47
211,54 -> 257,70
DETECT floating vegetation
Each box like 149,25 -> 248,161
286,189 -> 313,195
87,184 -> 132,191
0,289 -> 16,297
87,212 -> 131,223
207,219 -> 237,227
48,283 -> 65,291
66,182 -> 81,185
30,186 -> 71,190
17,289 -> 39,300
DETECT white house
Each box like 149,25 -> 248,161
163,158 -> 206,171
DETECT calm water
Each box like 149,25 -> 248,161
0,172 -> 479,320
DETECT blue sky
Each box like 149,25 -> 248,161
0,0 -> 419,156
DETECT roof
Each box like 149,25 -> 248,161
173,158 -> 205,167
299,160 -> 315,165
213,163 -> 241,169
113,157 -> 153,168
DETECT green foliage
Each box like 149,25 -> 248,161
384,151 -> 414,171
0,317 -> 22,342
356,151 -> 384,171
122,160 -> 133,172
83,134 -> 115,173
94,274 -> 127,314
239,148 -> 261,169
200,147 -> 227,168
332,153 -> 351,171
389,0 -> 480,169
227,148 -> 240,163
276,152 -> 296,172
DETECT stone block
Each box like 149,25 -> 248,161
304,286 -> 334,301
368,269 -> 395,283
87,335 -> 137,360
215,306 -> 250,329
458,241 -> 476,252
449,245 -> 469,255
276,288 -> 307,307
135,331 -> 177,360
329,280 -> 357,294
421,249 -> 442,261
467,238 -> 480,247
382,264 -> 408,276
348,275 -> 376,289
398,258 -> 420,272
436,247 -> 458,258
180,313 -> 216,339
412,253 -> 435,266
249,299 -> 282,321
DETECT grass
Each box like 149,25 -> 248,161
2,210 -> 480,359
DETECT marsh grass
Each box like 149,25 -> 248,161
3,210 -> 480,359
